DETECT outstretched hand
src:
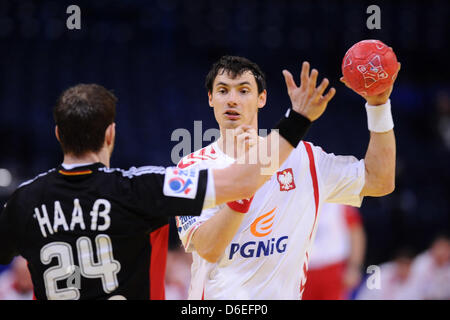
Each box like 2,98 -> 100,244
282,61 -> 336,122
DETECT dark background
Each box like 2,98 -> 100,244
0,0 -> 448,268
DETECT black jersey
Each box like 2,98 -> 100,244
0,162 -> 208,300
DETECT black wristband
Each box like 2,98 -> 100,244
274,109 -> 312,148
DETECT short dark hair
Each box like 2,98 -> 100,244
53,84 -> 117,156
205,56 -> 266,94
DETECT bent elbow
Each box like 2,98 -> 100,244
199,251 -> 221,263
386,181 -> 395,195
363,177 -> 395,197
382,174 -> 396,195
384,182 -> 395,196
376,180 -> 395,197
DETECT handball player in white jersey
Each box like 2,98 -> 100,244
176,56 -> 398,299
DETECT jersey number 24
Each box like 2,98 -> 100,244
40,234 -> 121,300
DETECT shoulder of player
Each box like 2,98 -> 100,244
279,140 -> 322,165
297,140 -> 331,162
177,144 -> 218,169
4,168 -> 57,209
98,165 -> 166,178
16,168 -> 57,191
301,140 -> 363,166
280,140 -> 329,175
298,140 -> 325,153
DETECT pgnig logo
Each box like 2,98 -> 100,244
229,236 -> 288,259
229,208 -> 289,259
169,169 -> 194,194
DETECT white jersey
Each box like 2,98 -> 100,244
176,140 -> 365,300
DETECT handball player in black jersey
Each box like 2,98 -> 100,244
0,83 -> 308,299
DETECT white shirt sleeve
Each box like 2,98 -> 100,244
175,141 -> 240,252
175,163 -> 219,253
312,144 -> 366,207
176,206 -> 221,252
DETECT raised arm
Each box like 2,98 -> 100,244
360,130 -> 396,196
359,88 -> 396,196
340,64 -> 400,197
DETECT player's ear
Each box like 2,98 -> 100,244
55,126 -> 61,142
208,91 -> 214,108
105,123 -> 115,146
258,89 -> 267,110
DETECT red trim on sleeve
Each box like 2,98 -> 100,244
149,224 -> 169,300
298,142 -> 320,297
185,223 -> 201,250
226,196 -> 254,213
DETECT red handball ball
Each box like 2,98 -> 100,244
342,40 -> 399,96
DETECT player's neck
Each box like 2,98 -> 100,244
63,149 -> 110,168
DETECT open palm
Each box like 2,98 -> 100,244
282,61 -> 336,122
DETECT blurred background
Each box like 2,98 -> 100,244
0,0 -> 448,299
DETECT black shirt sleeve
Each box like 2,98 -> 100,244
128,167 -> 208,218
0,194 -> 21,264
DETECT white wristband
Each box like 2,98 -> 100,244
365,99 -> 394,133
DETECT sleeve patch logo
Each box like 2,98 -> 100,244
176,216 -> 197,233
164,167 -> 199,199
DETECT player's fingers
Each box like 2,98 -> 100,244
307,69 -> 318,97
282,70 -> 297,93
236,124 -> 253,134
236,130 -> 251,140
235,126 -> 245,134
235,132 -> 252,158
246,128 -> 257,136
236,133 -> 252,149
241,128 -> 256,139
321,87 -> 336,104
232,127 -> 245,139
246,134 -> 258,148
300,61 -> 310,90
248,134 -> 258,143
314,78 -> 329,98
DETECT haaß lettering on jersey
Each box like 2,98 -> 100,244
33,198 -> 111,238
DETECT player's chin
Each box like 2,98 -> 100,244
221,118 -> 242,129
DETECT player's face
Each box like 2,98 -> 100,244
208,70 -> 266,130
